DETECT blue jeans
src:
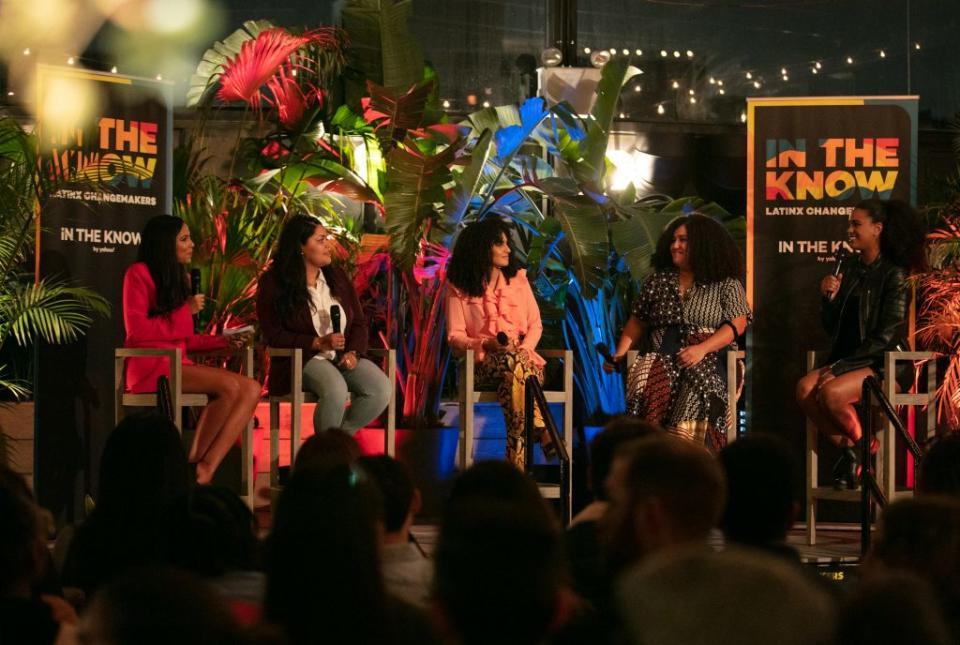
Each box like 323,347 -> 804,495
301,357 -> 391,434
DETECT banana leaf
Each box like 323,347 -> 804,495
342,0 -> 423,95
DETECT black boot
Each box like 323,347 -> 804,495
831,447 -> 860,490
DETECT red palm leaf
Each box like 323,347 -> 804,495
217,28 -> 312,105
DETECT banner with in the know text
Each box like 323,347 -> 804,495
746,96 -> 917,450
35,65 -> 171,521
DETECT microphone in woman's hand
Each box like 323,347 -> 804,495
330,305 -> 342,334
496,332 -> 509,347
190,268 -> 201,326
596,343 -> 622,373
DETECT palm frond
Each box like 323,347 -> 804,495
0,280 -> 110,347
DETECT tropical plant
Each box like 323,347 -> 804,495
0,118 -> 110,400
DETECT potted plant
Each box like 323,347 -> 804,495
0,118 -> 109,478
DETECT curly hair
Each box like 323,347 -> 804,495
447,217 -> 521,297
267,214 -> 348,323
137,214 -> 190,316
651,213 -> 743,284
855,199 -> 927,272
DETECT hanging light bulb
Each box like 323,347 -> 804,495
879,49 -> 886,58
688,88 -> 695,95
782,74 -> 789,81
740,111 -> 747,123
155,74 -> 163,81
673,50 -> 681,58
619,112 -> 626,118
67,56 -> 75,65
718,88 -> 725,95
22,48 -> 30,56
671,80 -> 679,89
635,49 -> 643,56
753,80 -> 761,89
745,72 -> 753,79
634,85 -> 642,92
657,104 -> 666,115
815,61 -> 822,69
781,67 -> 787,75
442,99 -> 451,108
914,42 -> 921,50
583,47 -> 591,54
482,100 -> 491,108
846,56 -> 854,64
686,50 -> 694,58
111,66 -> 118,74
709,77 -> 716,84
609,48 -> 617,55
622,48 -> 630,56
689,96 -> 696,104
717,80 -> 724,86
812,67 -> 819,74
660,49 -> 668,57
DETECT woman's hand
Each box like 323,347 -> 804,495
602,351 -> 627,374
821,274 -> 842,300
676,344 -> 707,369
338,351 -> 358,371
313,333 -> 345,352
481,337 -> 506,353
226,332 -> 252,348
188,294 -> 206,314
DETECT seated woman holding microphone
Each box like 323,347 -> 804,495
123,214 -> 260,484
603,213 -> 751,452
257,214 -> 391,436
795,199 -> 926,488
445,217 -> 553,468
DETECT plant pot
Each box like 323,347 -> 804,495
0,401 -> 35,488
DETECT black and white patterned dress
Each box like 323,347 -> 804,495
626,269 -> 752,451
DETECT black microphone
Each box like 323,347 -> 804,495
832,249 -> 848,278
330,304 -> 342,334
496,331 -> 509,346
596,342 -> 622,373
190,268 -> 201,326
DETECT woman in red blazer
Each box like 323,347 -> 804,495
257,215 -> 390,436
123,215 -> 260,484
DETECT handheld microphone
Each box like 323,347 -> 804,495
190,268 -> 201,326
496,332 -> 509,346
832,249 -> 848,278
596,342 -> 622,373
330,304 -> 342,334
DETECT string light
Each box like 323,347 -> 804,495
717,80 -> 723,86
686,50 -> 694,58
740,111 -> 747,123
442,99 -> 451,108
718,88 -> 725,95
673,50 -> 680,58
608,48 -> 617,55
671,80 -> 679,89
619,112 -> 626,118
660,50 -> 668,57
745,72 -> 753,79
914,42 -> 921,50
879,49 -> 886,58
291,69 -> 297,77
7,91 -> 14,97
622,48 -> 629,56
156,74 -> 163,81
689,96 -> 697,104
22,48 -> 30,56
815,61 -> 822,69
846,56 -> 854,64
753,80 -> 761,89
633,85 -> 642,92
811,67 -> 819,74
482,100 -> 491,108
657,104 -> 666,115
709,77 -> 716,84
634,49 -> 642,56
780,67 -> 787,75
688,88 -> 695,95
782,74 -> 789,81
583,47 -> 591,54
110,66 -> 118,74
67,56 -> 75,65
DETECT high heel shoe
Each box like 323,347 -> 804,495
832,447 -> 860,490
538,427 -> 557,459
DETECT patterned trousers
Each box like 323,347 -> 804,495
475,349 -> 545,469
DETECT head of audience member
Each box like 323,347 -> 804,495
719,433 -> 799,547
866,497 -> 960,623
0,464 -> 46,597
264,461 -> 386,645
602,435 -> 726,574
616,547 -> 834,645
357,455 -> 420,544
435,461 -> 564,645
917,433 -> 960,498
836,571 -> 953,645
74,567 -> 243,645
97,412 -> 191,524
589,417 -> 660,503
165,485 -> 259,578
292,427 -> 361,473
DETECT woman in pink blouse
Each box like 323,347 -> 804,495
446,218 -> 552,468
123,215 -> 260,483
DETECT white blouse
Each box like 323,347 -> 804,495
307,271 -> 347,361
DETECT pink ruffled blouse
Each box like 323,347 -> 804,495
446,269 -> 545,368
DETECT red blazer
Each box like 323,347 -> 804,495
257,265 -> 369,396
122,262 -> 227,393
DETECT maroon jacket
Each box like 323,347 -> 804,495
257,265 -> 369,395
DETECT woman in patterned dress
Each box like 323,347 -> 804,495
604,214 -> 751,451
446,218 -> 553,468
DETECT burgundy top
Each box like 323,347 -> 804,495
122,262 -> 227,393
257,264 -> 369,395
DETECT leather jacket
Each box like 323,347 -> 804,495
821,254 -> 909,376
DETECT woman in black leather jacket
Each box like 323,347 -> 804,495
796,199 -> 926,488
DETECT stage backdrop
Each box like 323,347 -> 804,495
35,65 -> 172,522
746,97 -> 917,453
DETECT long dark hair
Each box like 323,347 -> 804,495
651,213 -> 743,284
447,217 -> 521,297
268,214 -> 347,322
855,199 -> 927,272
137,215 -> 190,316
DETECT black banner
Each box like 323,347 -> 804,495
35,65 -> 171,521
746,97 -> 917,457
